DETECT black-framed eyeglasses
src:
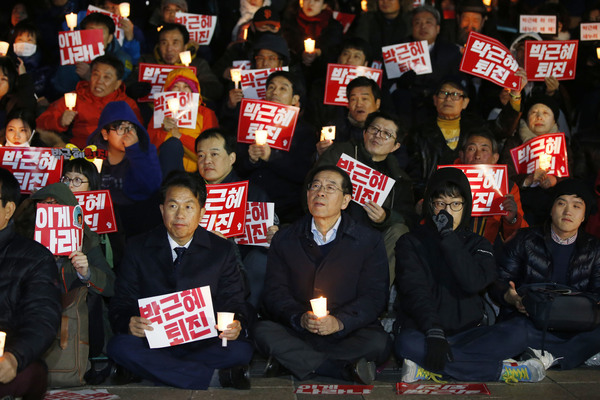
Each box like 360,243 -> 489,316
365,125 -> 396,141
436,90 -> 466,101
61,176 -> 88,187
431,200 -> 464,212
109,123 -> 136,136
307,182 -> 343,194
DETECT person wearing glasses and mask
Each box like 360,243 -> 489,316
87,101 -> 162,238
315,111 -> 415,287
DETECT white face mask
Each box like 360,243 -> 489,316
5,130 -> 34,147
13,42 -> 36,57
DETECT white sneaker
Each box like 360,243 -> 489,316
401,359 -> 444,383
585,352 -> 600,367
524,347 -> 558,370
500,359 -> 546,383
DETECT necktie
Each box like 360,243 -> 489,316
174,247 -> 186,267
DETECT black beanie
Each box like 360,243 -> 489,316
552,179 -> 595,219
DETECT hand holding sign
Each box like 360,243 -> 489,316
69,251 -> 89,279
129,316 -> 153,338
249,143 -> 271,163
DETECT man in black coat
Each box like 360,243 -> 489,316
255,165 -> 390,384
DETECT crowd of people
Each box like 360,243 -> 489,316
1,0 -> 600,398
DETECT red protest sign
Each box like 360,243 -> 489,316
0,147 -> 62,194
337,153 -> 395,207
524,40 -> 578,81
382,40 -> 432,79
58,29 -> 105,66
324,64 -> 383,106
295,384 -> 373,395
332,11 -> 355,34
460,32 -> 521,90
87,5 -> 124,45
137,63 -> 197,102
153,92 -> 200,129
240,67 -> 288,99
581,23 -> 600,41
519,15 -> 557,34
510,133 -> 569,177
174,12 -> 217,45
34,204 -> 83,256
74,190 -> 117,234
138,286 -> 218,348
200,181 -> 248,237
439,164 -> 509,217
237,99 -> 299,151
45,389 -> 120,400
234,202 -> 274,247
396,382 -> 490,395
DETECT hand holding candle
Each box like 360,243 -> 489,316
304,38 -> 315,53
217,312 -> 235,347
179,51 -> 191,66
255,130 -> 268,146
230,68 -> 242,89
361,0 -> 368,12
64,92 -> 77,110
539,153 -> 552,171
167,97 -> 180,118
310,296 -> 327,318
66,13 -> 78,31
321,126 -> 335,141
119,2 -> 130,18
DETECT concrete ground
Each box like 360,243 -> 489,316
59,356 -> 600,399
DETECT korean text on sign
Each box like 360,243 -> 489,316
237,98 -> 299,152
324,64 -> 383,106
45,389 -> 120,400
240,67 -> 288,100
234,202 -> 275,247
519,15 -> 557,34
438,164 -> 509,217
200,181 -> 249,237
396,383 -> 491,395
460,32 -> 521,90
153,91 -> 200,129
382,40 -> 432,79
581,23 -> 600,41
0,147 -> 63,194
174,12 -> 217,45
295,385 -> 373,395
87,5 -> 124,45
336,153 -> 395,207
510,133 -> 569,177
138,286 -> 217,349
74,190 -> 117,234
137,63 -> 197,102
59,29 -> 105,66
524,40 -> 578,81
34,204 -> 83,256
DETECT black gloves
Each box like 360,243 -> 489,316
432,210 -> 454,237
424,328 -> 453,371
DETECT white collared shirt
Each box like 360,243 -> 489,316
311,216 -> 342,246
167,234 -> 193,262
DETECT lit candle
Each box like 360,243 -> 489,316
0,331 -> 5,357
483,0 -> 491,6
304,38 -> 315,53
64,92 -> 77,110
310,296 -> 327,318
242,27 -> 248,41
230,68 -> 242,89
254,130 -> 268,145
217,312 -> 235,347
167,98 -> 180,117
321,126 -> 335,141
92,158 -> 103,173
299,0 -> 303,8
539,153 -> 552,170
361,0 -> 368,12
65,13 -> 78,31
179,50 -> 191,66
119,2 -> 130,18
0,42 -> 9,57
597,47 -> 600,59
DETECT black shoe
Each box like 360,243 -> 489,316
219,365 -> 251,390
109,364 -> 142,385
263,356 -> 291,378
85,359 -> 112,385
346,358 -> 376,385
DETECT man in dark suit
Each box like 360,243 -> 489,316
107,171 -> 253,390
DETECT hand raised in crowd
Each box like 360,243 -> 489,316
60,110 -> 78,128
69,251 -> 89,279
363,200 -> 386,223
511,68 -> 528,98
227,88 -> 244,109
504,281 -> 527,315
122,127 -> 139,148
545,76 -> 559,96
0,352 -> 18,384
162,117 -> 181,139
16,58 -> 26,75
129,316 -> 153,338
501,194 -> 518,224
248,143 -> 271,163
75,62 -> 91,80
302,49 -> 321,67
316,139 -> 333,156
216,319 -> 242,341
119,18 -> 135,41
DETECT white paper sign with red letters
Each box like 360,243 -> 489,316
396,383 -> 490,395
510,133 -> 569,177
34,204 -> 84,256
200,181 -> 248,237
240,67 -> 288,100
232,60 -> 252,70
137,63 -> 197,102
382,40 -> 432,79
460,32 -> 521,90
234,202 -> 274,247
336,153 -> 395,207
153,91 -> 200,128
87,5 -> 124,46
324,64 -> 383,106
524,40 -> 578,81
59,29 -> 105,66
0,147 -> 63,194
74,190 -> 117,234
174,12 -> 217,45
438,164 -> 509,217
332,11 -> 355,34
581,23 -> 600,41
138,286 -> 217,349
295,384 -> 373,395
519,15 -> 557,34
45,389 -> 120,400
237,99 -> 299,152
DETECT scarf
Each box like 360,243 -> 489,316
296,8 -> 332,39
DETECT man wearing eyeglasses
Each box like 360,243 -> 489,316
254,165 -> 390,384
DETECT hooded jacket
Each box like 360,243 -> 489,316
147,68 -> 218,172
